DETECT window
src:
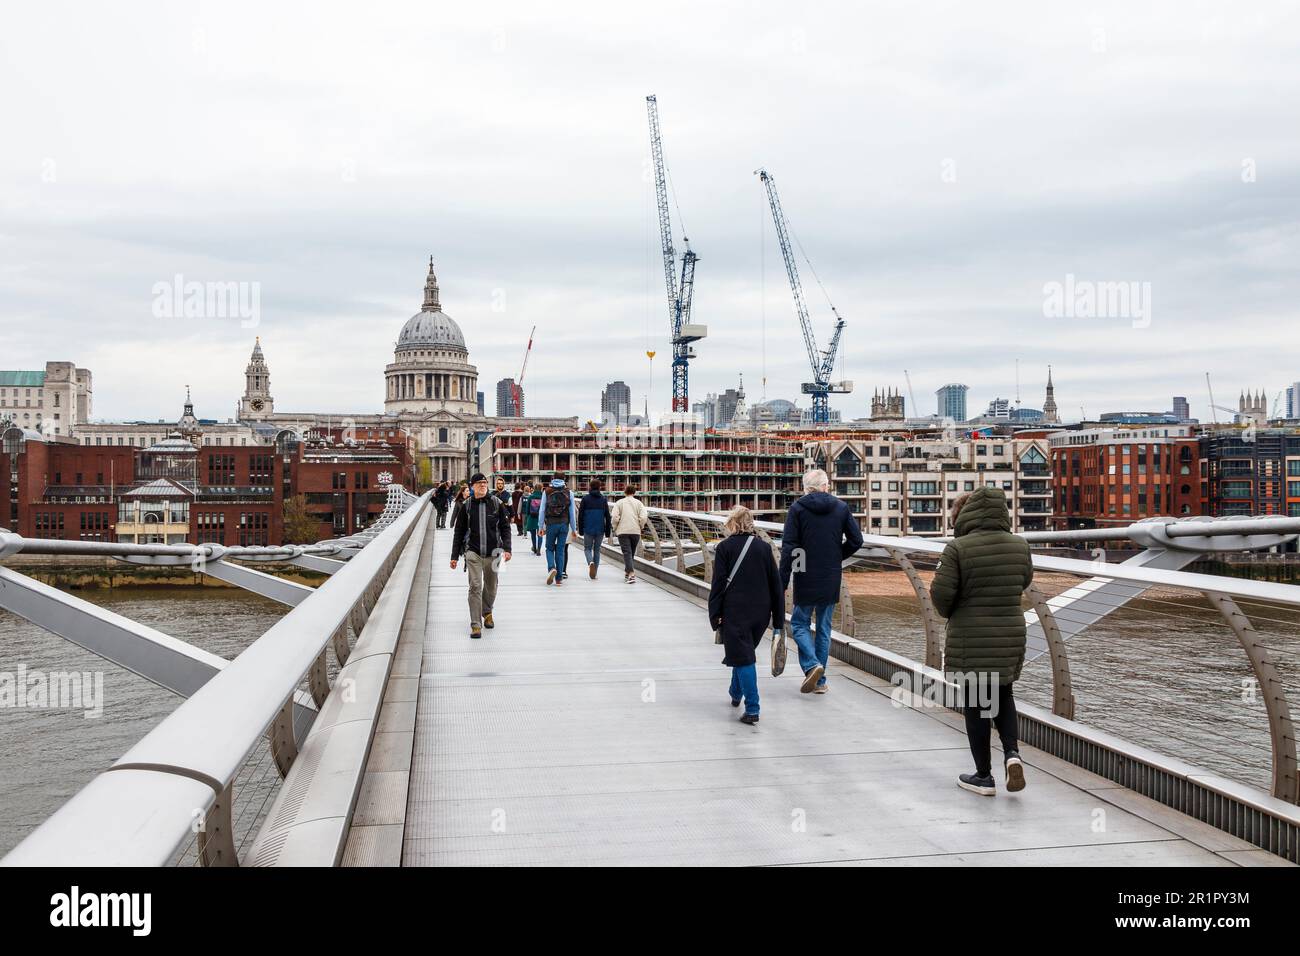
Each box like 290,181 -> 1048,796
207,455 -> 235,485
963,481 -> 974,491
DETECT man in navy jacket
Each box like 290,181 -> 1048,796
779,468 -> 864,694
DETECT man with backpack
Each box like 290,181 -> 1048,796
539,474 -> 578,586
450,472 -> 513,638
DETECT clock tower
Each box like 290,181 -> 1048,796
239,338 -> 274,420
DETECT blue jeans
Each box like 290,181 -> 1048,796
791,604 -> 834,686
545,523 -> 569,575
729,663 -> 759,716
583,533 -> 603,567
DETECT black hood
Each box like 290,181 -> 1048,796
799,491 -> 840,515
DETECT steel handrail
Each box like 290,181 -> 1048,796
1,490 -> 432,866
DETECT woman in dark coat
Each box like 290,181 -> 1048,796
929,486 -> 1034,796
708,506 -> 785,725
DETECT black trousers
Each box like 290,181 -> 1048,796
963,681 -> 1018,776
617,534 -> 640,573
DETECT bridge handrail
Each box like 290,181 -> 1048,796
646,507 -> 1300,608
1,489 -> 432,867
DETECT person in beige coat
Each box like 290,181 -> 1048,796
609,484 -> 650,583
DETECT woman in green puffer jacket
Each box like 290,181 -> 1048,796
929,485 -> 1033,797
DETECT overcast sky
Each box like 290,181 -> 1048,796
2,1 -> 1298,425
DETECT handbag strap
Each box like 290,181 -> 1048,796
719,534 -> 755,596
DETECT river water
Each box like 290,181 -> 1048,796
2,580 -> 1298,857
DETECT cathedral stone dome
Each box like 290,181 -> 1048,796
395,260 -> 466,353
397,309 -> 466,351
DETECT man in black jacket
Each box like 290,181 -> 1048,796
451,473 -> 513,638
779,468 -> 864,694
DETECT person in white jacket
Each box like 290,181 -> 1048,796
609,484 -> 650,583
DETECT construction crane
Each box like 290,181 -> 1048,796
646,94 -> 706,413
510,325 -> 535,417
755,168 -> 851,423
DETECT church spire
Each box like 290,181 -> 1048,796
422,256 -> 441,312
1043,364 -> 1059,424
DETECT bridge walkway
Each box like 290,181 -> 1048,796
385,528 -> 1274,866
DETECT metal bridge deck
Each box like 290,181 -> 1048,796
393,528 -> 1272,866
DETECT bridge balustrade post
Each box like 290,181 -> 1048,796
885,547 -> 945,671
1026,585 -> 1075,719
333,621 -> 352,665
309,647 -> 330,706
661,516 -> 686,572
838,577 -> 857,638
350,598 -> 369,638
682,516 -> 712,580
198,783 -> 238,867
270,696 -> 298,777
644,516 -> 665,566
1204,590 -> 1298,804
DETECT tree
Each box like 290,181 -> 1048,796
281,495 -> 322,544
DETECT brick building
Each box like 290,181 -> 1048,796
2,425 -> 414,545
1049,425 -> 1203,530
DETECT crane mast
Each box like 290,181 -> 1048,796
646,94 -> 705,414
756,168 -> 850,423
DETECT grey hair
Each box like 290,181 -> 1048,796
802,468 -> 830,493
723,505 -> 755,536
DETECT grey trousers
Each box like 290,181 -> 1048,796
466,551 -> 498,626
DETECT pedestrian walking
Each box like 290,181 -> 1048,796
494,476 -> 512,511
929,487 -> 1033,797
434,481 -> 450,529
449,483 -> 470,535
511,479 -> 529,538
577,479 -> 612,579
708,506 -> 785,725
449,472 -> 513,638
539,474 -> 577,586
523,482 -> 544,555
778,468 -> 864,695
609,484 -> 649,583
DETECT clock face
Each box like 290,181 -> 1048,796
251,399 -> 265,411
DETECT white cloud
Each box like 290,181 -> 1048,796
1,0 -> 1298,424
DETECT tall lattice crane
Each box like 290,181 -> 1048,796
756,168 -> 851,423
646,94 -> 706,413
